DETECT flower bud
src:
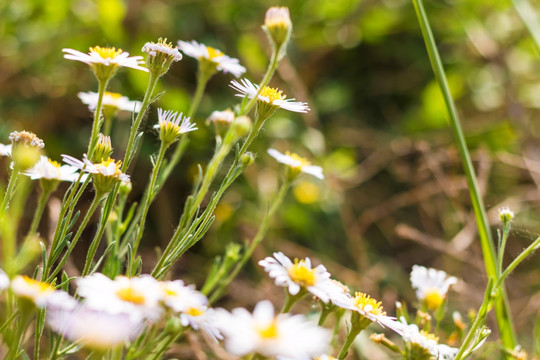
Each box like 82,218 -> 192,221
231,115 -> 252,140
241,152 -> 255,167
9,131 -> 44,170
142,38 -> 182,78
91,134 -> 113,163
207,109 -> 235,139
498,207 -> 514,225
263,7 -> 292,57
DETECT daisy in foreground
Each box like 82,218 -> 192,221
47,305 -> 144,350
258,252 -> 344,304
62,46 -> 148,73
267,148 -> 324,180
178,40 -> 246,77
230,78 -> 310,113
410,265 -> 458,311
11,275 -> 76,309
214,300 -> 330,359
76,273 -> 163,322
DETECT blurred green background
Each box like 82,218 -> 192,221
2,0 -> 540,356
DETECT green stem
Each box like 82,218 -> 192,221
130,141 -> 169,261
122,72 -> 159,172
81,206 -> 110,276
1,165 -> 20,217
47,193 -> 104,282
337,326 -> 362,360
497,236 -> 540,288
411,0 -> 516,350
87,79 -> 110,158
498,223 -> 512,275
26,187 -> 54,239
208,180 -> 290,303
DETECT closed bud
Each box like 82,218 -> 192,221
232,115 -> 252,140
207,109 -> 235,139
91,134 -> 113,163
241,152 -> 255,167
263,7 -> 292,57
9,131 -> 44,170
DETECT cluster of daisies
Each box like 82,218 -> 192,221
0,255 -> 462,359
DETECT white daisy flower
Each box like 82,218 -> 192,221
267,148 -> 324,180
78,91 -> 142,113
410,265 -> 457,311
62,46 -> 148,72
76,273 -> 163,321
258,252 -> 342,304
180,307 -> 223,343
230,78 -> 310,113
61,154 -> 130,194
0,143 -> 12,157
11,275 -> 76,309
336,292 -> 402,333
142,40 -> 182,62
47,304 -> 144,350
23,156 -> 86,182
396,318 -> 458,360
178,40 -> 246,77
214,300 -> 330,359
0,269 -> 9,291
153,108 -> 197,145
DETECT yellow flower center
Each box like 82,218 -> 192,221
187,307 -> 204,316
424,288 -> 444,310
116,286 -> 146,304
90,46 -> 123,59
420,330 -> 439,342
105,92 -> 124,100
22,276 -> 54,293
257,319 -> 278,339
352,292 -> 385,316
47,159 -> 61,168
206,46 -> 224,59
287,259 -> 316,286
285,152 -> 311,169
259,86 -> 286,103
97,158 -> 123,177
157,37 -> 174,49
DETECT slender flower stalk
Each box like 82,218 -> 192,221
411,0 -> 516,349
87,79 -> 109,158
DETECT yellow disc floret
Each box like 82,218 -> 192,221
259,86 -> 286,103
22,276 -> 54,294
206,46 -> 224,59
90,46 -> 123,59
116,286 -> 146,304
257,319 -> 278,339
186,307 -> 204,317
288,259 -> 316,287
352,292 -> 385,316
424,288 -> 444,311
285,152 -> 311,169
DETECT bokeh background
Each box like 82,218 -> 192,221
2,0 -> 540,357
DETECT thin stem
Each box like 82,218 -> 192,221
411,0 -> 516,349
122,72 -> 158,172
337,327 -> 361,360
208,180 -> 290,303
498,223 -> 512,275
26,187 -> 54,239
1,165 -> 20,217
497,236 -> 540,288
81,207 -> 110,276
130,141 -> 169,260
47,193 -> 104,282
87,79 -> 109,158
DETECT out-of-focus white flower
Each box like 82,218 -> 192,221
180,307 -> 223,343
178,40 -> 246,77
23,156 -> 85,182
0,143 -> 12,157
498,207 -> 514,224
215,300 -> 330,359
267,149 -> 324,180
47,305 -> 144,350
76,273 -> 163,321
230,78 -> 310,113
0,269 -> 9,291
63,46 -> 148,72
396,317 -> 458,360
258,252 -> 343,304
263,7 -> 292,51
11,275 -> 76,309
153,108 -> 197,145
78,91 -> 142,113
410,265 -> 457,311
9,131 -> 45,149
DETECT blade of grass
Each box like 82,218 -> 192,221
411,0 -> 517,351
